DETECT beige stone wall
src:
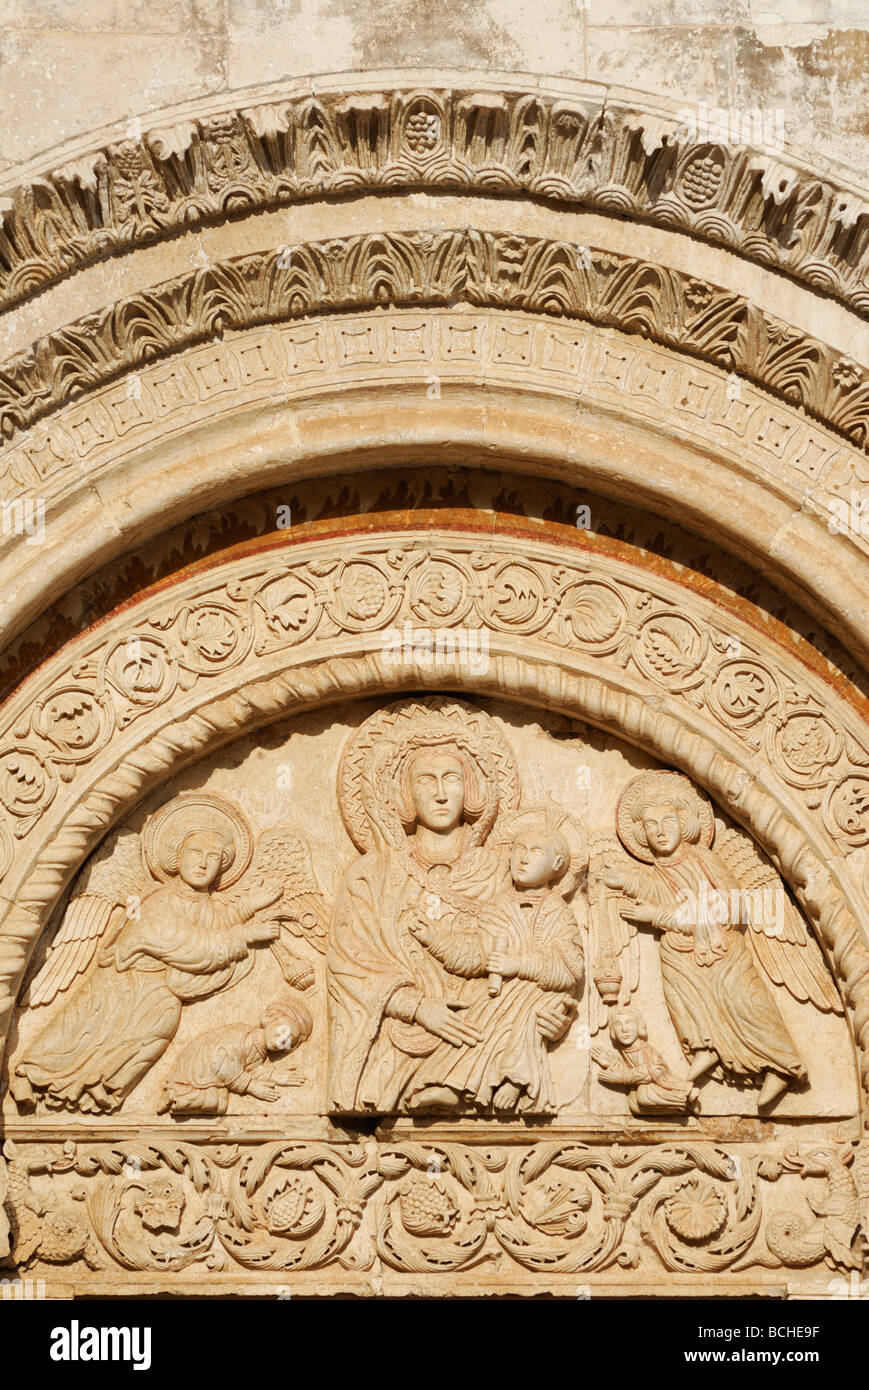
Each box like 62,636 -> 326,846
1,0 -> 868,174
1,2 -> 868,1301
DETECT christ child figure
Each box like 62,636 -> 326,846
405,815 -> 584,1114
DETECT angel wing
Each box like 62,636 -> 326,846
248,825 -> 328,954
715,821 -> 843,1015
587,830 -> 640,1034
28,829 -> 147,1008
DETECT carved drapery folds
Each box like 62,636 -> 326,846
0,529 -> 865,1295
2,71 -> 869,1299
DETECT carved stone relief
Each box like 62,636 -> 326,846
1,76 -> 866,323
0,528 -> 867,1111
1,76 -> 867,1295
0,232 -> 865,453
0,681 -> 862,1295
1,72 -> 867,1303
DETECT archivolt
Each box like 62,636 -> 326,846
1,231 -> 867,450
0,306 -> 866,668
1,71 -> 867,318
0,527 -> 867,1106
2,79 -> 867,679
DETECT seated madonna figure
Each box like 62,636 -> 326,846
328,705 -> 571,1113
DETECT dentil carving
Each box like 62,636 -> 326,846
1,232 -> 866,449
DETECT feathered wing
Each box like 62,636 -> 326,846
715,821 -> 843,1015
28,829 -> 148,1008
247,825 -> 328,954
588,830 -> 640,1034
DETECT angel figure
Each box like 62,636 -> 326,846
604,771 -> 842,1111
157,998 -> 312,1115
10,793 -> 281,1114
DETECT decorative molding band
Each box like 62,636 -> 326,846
1,1134 -> 860,1289
1,77 -> 867,323
0,231 -> 867,451
0,310 -> 855,518
1,311 -> 863,676
0,531 -> 866,1104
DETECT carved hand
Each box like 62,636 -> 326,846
249,878 -> 282,913
536,997 -> 575,1042
247,1079 -> 279,1102
414,997 -> 483,1047
620,902 -> 659,926
603,861 -> 631,893
405,914 -> 433,946
485,950 -> 520,978
591,1047 -> 610,1068
246,920 -> 280,945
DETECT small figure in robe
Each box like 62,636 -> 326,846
405,816 -> 584,1113
157,999 -> 312,1115
592,1006 -> 698,1116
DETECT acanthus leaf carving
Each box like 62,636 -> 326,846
0,80 -> 867,324
0,231 -> 867,451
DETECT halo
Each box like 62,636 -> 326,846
496,799 -> 587,896
616,770 -> 714,863
143,792 -> 253,887
338,698 -> 521,852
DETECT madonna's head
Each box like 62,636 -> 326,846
396,742 -> 486,833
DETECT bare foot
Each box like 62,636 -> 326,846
757,1071 -> 789,1111
492,1081 -> 521,1111
406,1085 -> 461,1112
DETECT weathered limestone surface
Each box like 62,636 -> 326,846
0,4 -> 867,1299
2,0 -> 869,171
